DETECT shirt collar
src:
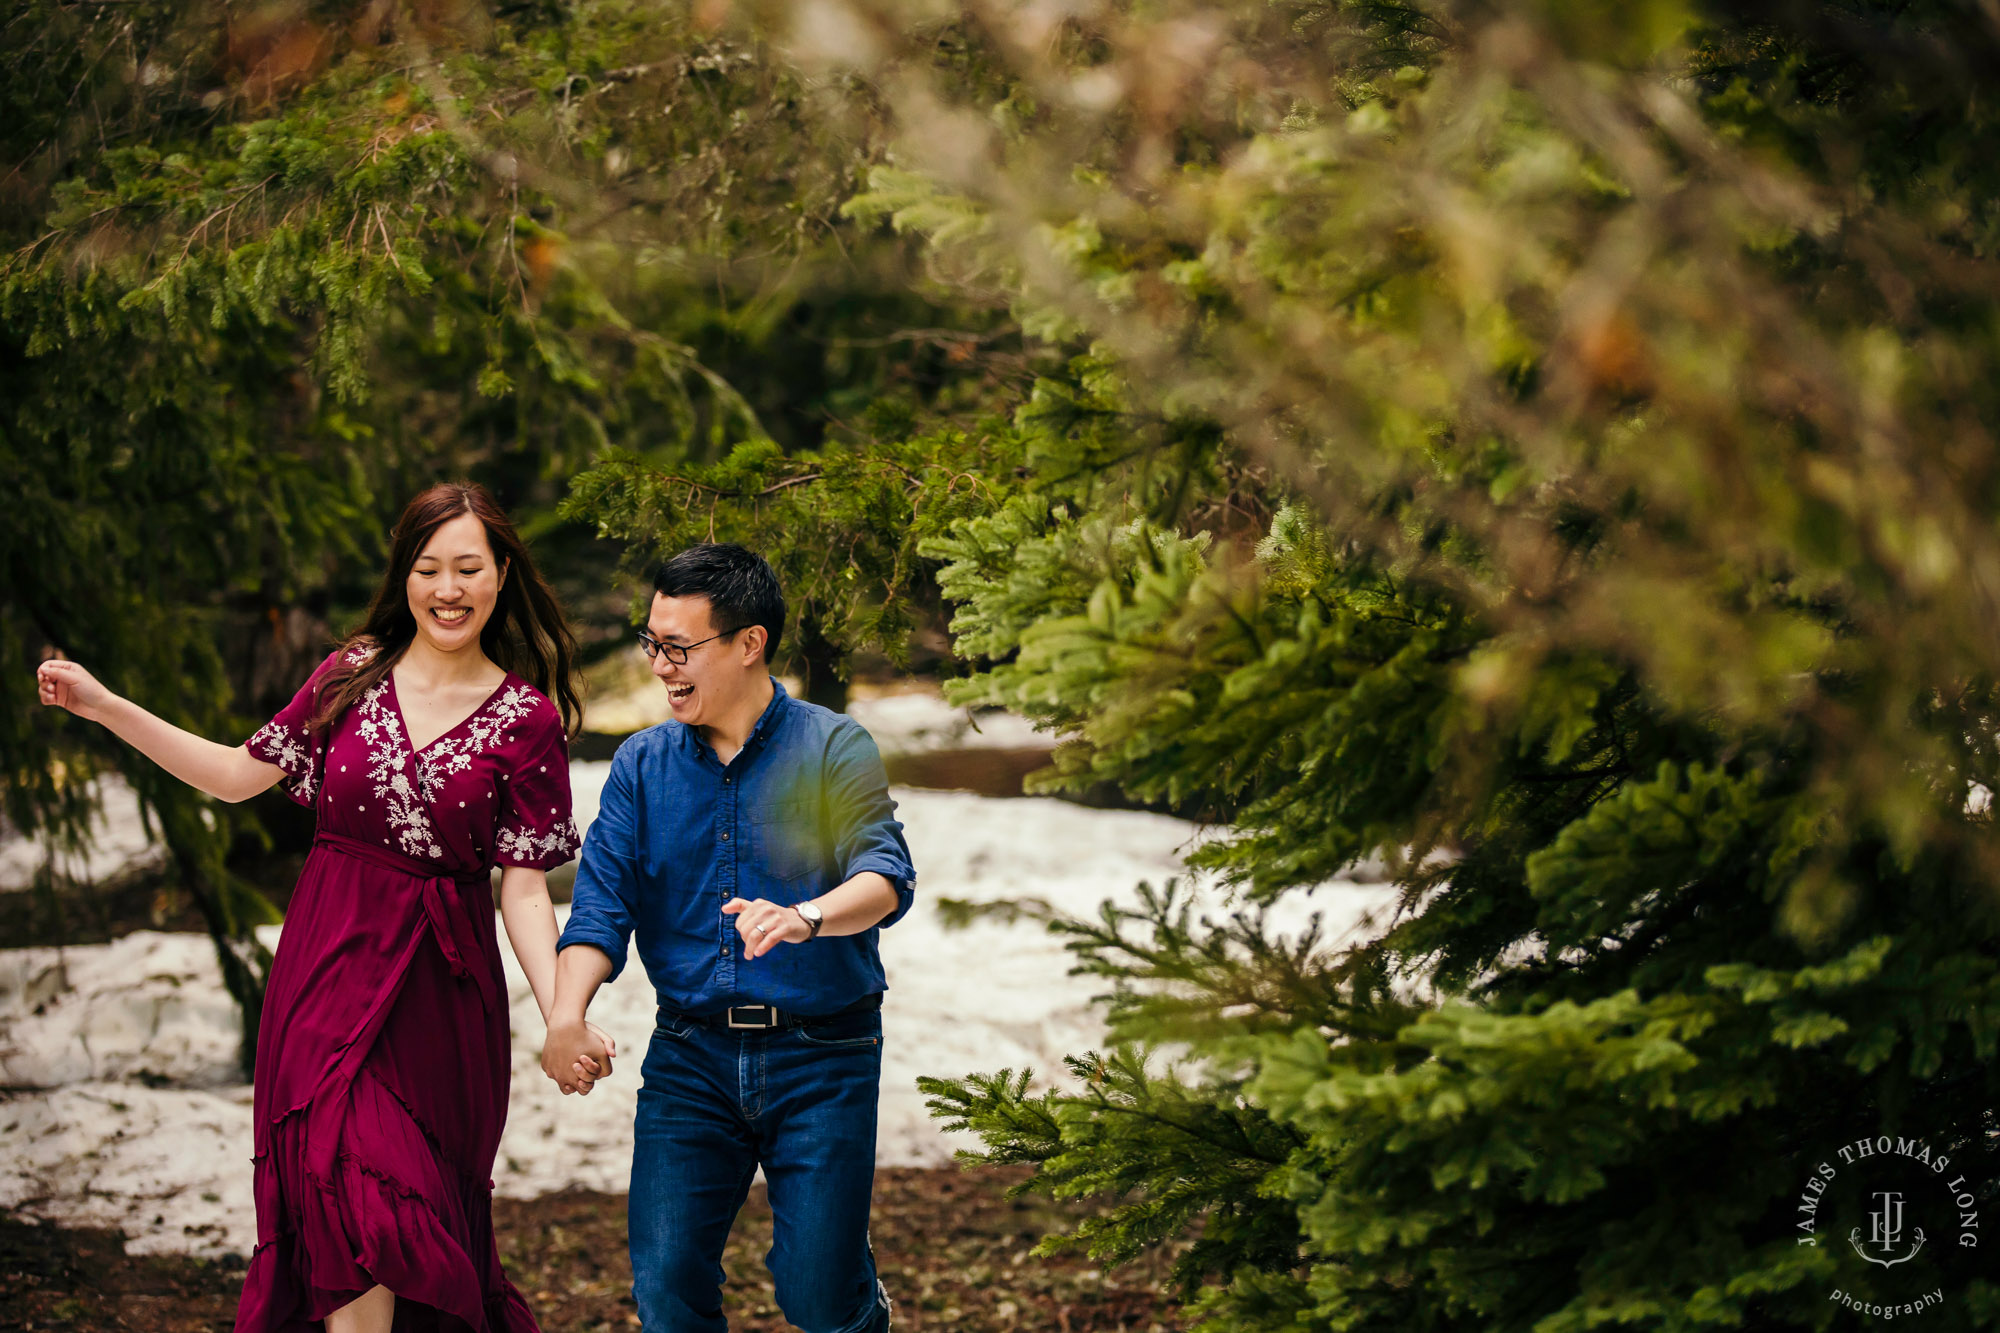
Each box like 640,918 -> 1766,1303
676,675 -> 790,756
747,675 -> 790,744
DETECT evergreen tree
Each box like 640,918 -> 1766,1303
696,0 -> 2000,1328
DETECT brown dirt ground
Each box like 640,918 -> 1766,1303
0,1166 -> 1186,1332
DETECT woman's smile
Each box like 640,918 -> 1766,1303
405,511 -> 506,649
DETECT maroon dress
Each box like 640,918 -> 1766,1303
234,645 -> 576,1333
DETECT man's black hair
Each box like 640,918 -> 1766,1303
653,543 -> 786,662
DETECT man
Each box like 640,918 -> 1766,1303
542,543 -> 915,1333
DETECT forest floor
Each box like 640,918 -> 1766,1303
0,1166 -> 1187,1332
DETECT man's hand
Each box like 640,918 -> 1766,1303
723,897 -> 812,960
542,1017 -> 616,1095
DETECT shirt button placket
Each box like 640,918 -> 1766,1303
718,766 -> 735,967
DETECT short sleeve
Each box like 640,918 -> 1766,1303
495,704 -> 577,871
245,648 -> 350,808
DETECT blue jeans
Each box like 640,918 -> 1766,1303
629,1005 -> 892,1333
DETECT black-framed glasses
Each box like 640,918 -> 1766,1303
636,626 -> 740,665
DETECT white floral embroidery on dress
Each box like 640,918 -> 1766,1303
413,684 -> 537,802
343,642 -> 378,667
248,720 -> 317,803
355,681 -> 443,860
496,815 -> 580,866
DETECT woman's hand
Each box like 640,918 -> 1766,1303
35,657 -> 283,802
37,658 -> 115,722
542,1017 -> 615,1095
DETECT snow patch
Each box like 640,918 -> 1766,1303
844,687 -> 1051,755
0,777 -> 1395,1256
0,1084 -> 254,1256
0,930 -> 264,1089
0,776 -> 166,894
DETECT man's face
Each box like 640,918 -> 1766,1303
646,593 -> 761,729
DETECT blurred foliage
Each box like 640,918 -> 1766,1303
694,0 -> 2000,1329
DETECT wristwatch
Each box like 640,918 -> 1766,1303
793,901 -> 825,939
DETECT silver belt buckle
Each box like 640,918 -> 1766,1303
726,1005 -> 778,1029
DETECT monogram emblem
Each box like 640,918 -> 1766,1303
1850,1190 -> 1926,1268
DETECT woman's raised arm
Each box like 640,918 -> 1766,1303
37,658 -> 286,804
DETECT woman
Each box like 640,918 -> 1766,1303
36,483 -> 608,1333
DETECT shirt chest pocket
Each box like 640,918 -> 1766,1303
747,798 -> 823,887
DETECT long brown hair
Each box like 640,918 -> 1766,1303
309,483 -> 583,737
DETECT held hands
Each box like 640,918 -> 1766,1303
722,897 -> 811,960
541,1018 -> 616,1096
36,658 -> 113,722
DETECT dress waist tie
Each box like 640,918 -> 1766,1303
311,832 -> 498,1013
295,833 -> 502,1190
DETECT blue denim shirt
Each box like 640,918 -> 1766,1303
556,678 -> 916,1016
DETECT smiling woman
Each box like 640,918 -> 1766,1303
35,482 -> 596,1333
310,484 -> 583,742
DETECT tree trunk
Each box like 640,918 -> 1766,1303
794,623 -> 850,714
155,793 -> 273,1081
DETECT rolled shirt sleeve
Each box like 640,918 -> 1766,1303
556,740 -> 644,980
825,720 -> 916,928
561,683 -> 914,1014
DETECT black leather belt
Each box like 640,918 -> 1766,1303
663,992 -> 882,1033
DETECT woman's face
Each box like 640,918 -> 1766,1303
405,511 -> 506,655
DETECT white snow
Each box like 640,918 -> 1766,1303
843,684 -> 1052,755
0,769 -> 1394,1257
0,930 -> 256,1089
0,775 -> 167,893
0,1085 -> 254,1255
